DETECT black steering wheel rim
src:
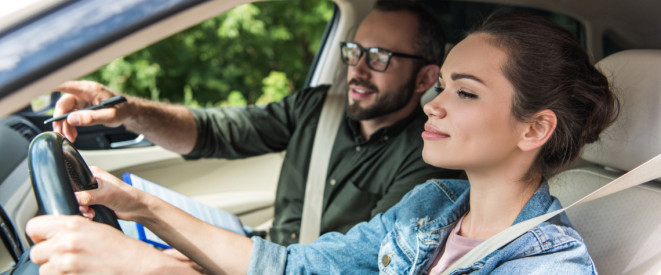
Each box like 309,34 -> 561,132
5,132 -> 123,274
27,131 -> 122,228
28,132 -> 83,216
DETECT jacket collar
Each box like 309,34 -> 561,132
512,181 -> 555,225
424,180 -> 555,230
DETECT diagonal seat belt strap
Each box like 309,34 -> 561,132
442,153 -> 661,274
299,80 -> 346,244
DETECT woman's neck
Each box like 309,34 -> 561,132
460,166 -> 541,239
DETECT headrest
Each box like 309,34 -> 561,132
582,50 -> 661,172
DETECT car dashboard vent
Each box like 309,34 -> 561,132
7,118 -> 40,142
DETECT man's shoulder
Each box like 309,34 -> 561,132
388,109 -> 428,148
406,108 -> 429,128
288,84 -> 333,112
295,84 -> 332,100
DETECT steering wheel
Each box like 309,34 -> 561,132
28,132 -> 121,227
5,132 -> 122,274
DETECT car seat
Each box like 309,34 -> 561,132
549,49 -> 661,274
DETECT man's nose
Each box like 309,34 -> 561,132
350,54 -> 371,78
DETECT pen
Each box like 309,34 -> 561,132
43,96 -> 128,124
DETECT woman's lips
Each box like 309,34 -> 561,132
422,124 -> 450,139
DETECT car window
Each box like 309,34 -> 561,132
0,0 -> 196,101
78,1 -> 334,108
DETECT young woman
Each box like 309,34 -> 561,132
26,12 -> 617,274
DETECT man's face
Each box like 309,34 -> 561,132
346,11 -> 421,121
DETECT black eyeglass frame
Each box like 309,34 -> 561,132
339,41 -> 429,72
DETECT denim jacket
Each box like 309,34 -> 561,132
248,179 -> 596,274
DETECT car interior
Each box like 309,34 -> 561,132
549,49 -> 661,274
0,0 -> 660,274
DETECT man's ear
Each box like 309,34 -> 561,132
415,64 -> 440,94
518,109 -> 557,152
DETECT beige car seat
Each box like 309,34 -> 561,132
549,49 -> 661,274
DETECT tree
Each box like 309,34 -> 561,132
82,0 -> 334,107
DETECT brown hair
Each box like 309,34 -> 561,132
374,0 -> 446,66
469,12 -> 619,179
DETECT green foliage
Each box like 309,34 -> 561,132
225,91 -> 249,107
257,71 -> 288,105
82,0 -> 334,107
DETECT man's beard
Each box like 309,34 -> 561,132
346,73 -> 417,121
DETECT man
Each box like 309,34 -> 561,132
51,0 -> 459,246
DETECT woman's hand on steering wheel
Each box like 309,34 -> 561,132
76,166 -> 151,223
26,215 -> 198,274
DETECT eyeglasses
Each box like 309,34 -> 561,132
340,41 -> 429,72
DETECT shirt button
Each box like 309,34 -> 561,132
329,179 -> 337,186
290,232 -> 297,239
383,136 -> 389,141
355,146 -> 361,152
382,254 -> 393,267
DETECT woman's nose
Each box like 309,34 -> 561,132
423,92 -> 447,119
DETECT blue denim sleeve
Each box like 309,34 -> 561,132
245,183 -> 436,274
248,236 -> 288,274
247,216 -> 391,274
247,187 -> 415,274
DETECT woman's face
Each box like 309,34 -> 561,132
422,33 -> 527,172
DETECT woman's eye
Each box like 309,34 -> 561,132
457,90 -> 478,99
434,86 -> 445,94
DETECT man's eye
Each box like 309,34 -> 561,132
457,90 -> 478,99
376,54 -> 389,63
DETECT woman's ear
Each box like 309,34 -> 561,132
415,64 -> 440,94
518,109 -> 557,152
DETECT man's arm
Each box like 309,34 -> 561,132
54,80 -> 198,154
183,86 -> 329,160
122,97 -> 197,154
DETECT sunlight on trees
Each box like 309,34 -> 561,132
81,0 -> 333,107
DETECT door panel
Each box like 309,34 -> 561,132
80,147 -> 283,227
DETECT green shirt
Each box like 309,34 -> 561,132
185,85 -> 462,245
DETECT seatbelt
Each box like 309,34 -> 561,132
442,153 -> 661,274
299,78 -> 347,244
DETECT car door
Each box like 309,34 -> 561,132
0,0 -> 338,272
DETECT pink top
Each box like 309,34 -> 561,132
428,216 -> 485,274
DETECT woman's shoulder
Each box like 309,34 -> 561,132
486,222 -> 595,273
528,222 -> 587,254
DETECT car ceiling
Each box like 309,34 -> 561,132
471,0 -> 661,52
